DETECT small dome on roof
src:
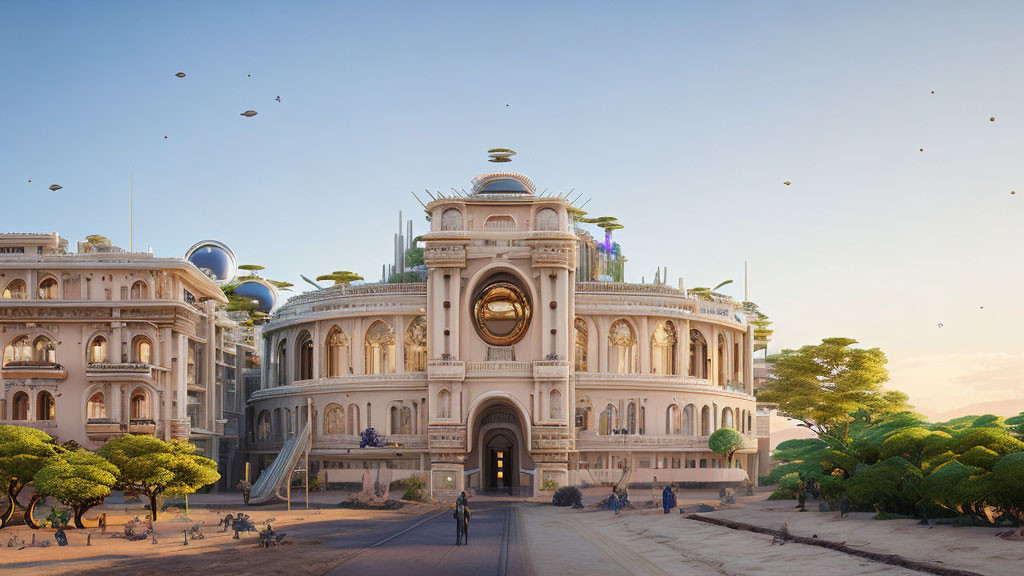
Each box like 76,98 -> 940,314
471,172 -> 536,196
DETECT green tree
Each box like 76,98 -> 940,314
32,450 -> 118,529
98,436 -> 220,521
0,425 -> 60,529
709,428 -> 745,466
317,271 -> 364,286
757,338 -> 908,442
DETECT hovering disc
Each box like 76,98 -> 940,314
185,240 -> 237,285
241,110 -> 258,117
49,184 -> 62,191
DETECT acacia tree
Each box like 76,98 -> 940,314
757,338 -> 908,442
317,271 -> 363,286
98,435 -> 220,521
0,425 -> 60,529
32,450 -> 118,529
709,428 -> 745,467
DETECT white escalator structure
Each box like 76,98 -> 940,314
248,421 -> 310,505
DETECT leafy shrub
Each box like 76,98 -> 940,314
957,446 -> 1000,470
541,479 -> 560,491
846,457 -> 922,514
966,452 -> 1024,524
818,475 -> 847,506
401,475 -> 427,502
950,428 -> 1024,456
552,486 -> 583,508
919,460 -> 980,512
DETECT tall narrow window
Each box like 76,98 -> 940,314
34,337 -> 56,364
12,392 -> 29,420
296,331 -> 314,381
627,401 -> 637,434
599,404 -> 616,435
38,277 -> 58,299
87,392 -> 106,419
2,279 -> 26,299
404,316 -> 427,372
36,391 -> 55,420
89,336 -> 108,364
256,410 -> 272,441
390,406 -> 401,434
689,329 -> 707,379
326,326 -> 351,377
365,321 -> 396,374
575,397 -> 592,430
324,403 -> 344,434
722,407 -> 734,429
276,340 -> 287,387
437,389 -> 451,419
683,404 -> 696,436
549,388 -> 563,420
718,334 -> 727,387
667,404 -> 681,434
3,336 -> 32,365
651,321 -> 677,374
133,336 -> 152,364
701,405 -> 711,435
574,318 -> 588,372
347,404 -> 360,435
130,389 -> 148,419
608,320 -> 638,374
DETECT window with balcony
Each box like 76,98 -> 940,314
87,392 -> 106,419
608,320 -> 638,374
651,320 -> 677,374
404,316 -> 427,372
326,326 -> 351,377
365,321 -> 396,374
89,336 -> 108,364
34,337 -> 56,364
2,279 -> 26,299
38,277 -> 58,299
130,389 -> 149,419
3,336 -> 32,365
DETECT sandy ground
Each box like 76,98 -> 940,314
0,496 -> 439,576
517,490 -> 1024,576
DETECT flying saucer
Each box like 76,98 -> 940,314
241,110 -> 258,117
233,278 -> 277,314
185,240 -> 237,285
488,148 -> 516,163
175,72 -> 186,78
49,184 -> 62,191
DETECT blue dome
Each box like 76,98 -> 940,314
480,178 -> 530,193
185,241 -> 236,285
234,279 -> 277,314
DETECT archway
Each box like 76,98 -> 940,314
469,400 -> 533,495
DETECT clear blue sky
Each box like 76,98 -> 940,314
3,1 -> 1023,417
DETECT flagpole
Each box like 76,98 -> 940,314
130,173 -> 133,252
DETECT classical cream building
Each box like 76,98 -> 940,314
246,169 -> 760,499
0,233 -> 256,489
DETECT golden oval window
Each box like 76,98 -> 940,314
472,282 -> 531,346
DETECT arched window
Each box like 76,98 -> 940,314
608,320 -> 638,374
347,404 -> 360,435
89,335 -> 108,364
549,388 -> 563,420
87,392 -> 106,420
276,340 -> 287,387
689,329 -> 708,379
296,331 -> 314,381
722,407 -> 734,429
700,405 -> 711,435
36,391 -> 55,420
683,404 -> 696,436
441,208 -> 463,231
3,336 -> 32,365
483,215 -> 516,230
534,208 -> 559,230
133,336 -> 152,364
389,405 -> 412,434
38,277 -> 58,299
34,336 -> 56,364
627,401 -> 637,434
599,404 -> 616,435
404,316 -> 427,372
284,408 -> 293,439
130,281 -> 147,300
326,326 -> 351,377
390,406 -> 400,434
748,412 -> 753,433
2,279 -> 26,299
324,403 -> 344,435
718,334 -> 727,387
651,321 -> 677,374
365,321 -> 395,374
667,404 -> 681,434
130,389 -> 149,419
256,410 -> 272,441
574,318 -> 588,372
12,392 -> 29,420
437,389 -> 451,419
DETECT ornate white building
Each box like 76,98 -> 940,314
246,170 -> 760,499
0,233 -> 256,489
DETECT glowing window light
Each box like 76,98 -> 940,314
497,471 -> 503,479
497,460 -> 503,469
497,451 -> 504,458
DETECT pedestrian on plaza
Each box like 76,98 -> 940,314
454,491 -> 471,545
611,486 -> 622,515
662,484 -> 676,514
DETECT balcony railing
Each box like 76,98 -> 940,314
1,362 -> 67,380
466,361 -> 532,376
574,432 -> 758,451
87,362 -> 151,374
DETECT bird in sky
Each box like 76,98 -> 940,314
275,96 -> 281,102
783,181 -> 791,186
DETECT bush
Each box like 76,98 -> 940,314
541,479 -> 560,491
552,486 -> 583,508
846,457 -> 923,514
919,460 -> 980,512
958,446 -> 1000,470
401,475 -> 427,502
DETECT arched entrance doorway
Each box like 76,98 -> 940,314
469,403 -> 533,496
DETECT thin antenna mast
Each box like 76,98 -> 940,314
129,172 -> 133,252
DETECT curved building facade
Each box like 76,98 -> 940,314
247,170 -> 759,498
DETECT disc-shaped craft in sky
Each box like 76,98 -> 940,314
48,184 -> 62,191
241,110 -> 258,117
233,278 -> 278,314
488,148 -> 516,163
185,240 -> 237,285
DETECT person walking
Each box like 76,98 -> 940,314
612,486 -> 622,515
662,484 -> 676,514
454,491 -> 471,545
